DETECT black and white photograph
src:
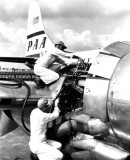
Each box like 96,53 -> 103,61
0,0 -> 130,160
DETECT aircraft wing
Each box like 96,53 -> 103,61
0,57 -> 37,64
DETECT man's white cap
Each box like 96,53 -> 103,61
37,98 -> 48,109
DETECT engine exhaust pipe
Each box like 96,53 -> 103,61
56,116 -> 109,138
70,135 -> 130,160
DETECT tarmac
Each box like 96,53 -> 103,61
0,127 -> 31,160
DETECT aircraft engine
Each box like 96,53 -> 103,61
47,52 -> 130,160
83,52 -> 130,151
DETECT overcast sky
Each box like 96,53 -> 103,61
0,0 -> 130,57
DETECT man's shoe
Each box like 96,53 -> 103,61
34,77 -> 45,88
30,152 -> 39,160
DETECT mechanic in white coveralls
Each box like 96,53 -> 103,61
29,98 -> 63,160
34,41 -> 74,88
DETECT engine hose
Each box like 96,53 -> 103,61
50,85 -> 66,113
73,94 -> 83,110
0,77 -> 31,133
20,80 -> 31,133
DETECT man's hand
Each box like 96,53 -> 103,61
55,98 -> 60,108
54,98 -> 61,113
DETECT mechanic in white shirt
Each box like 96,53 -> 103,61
29,98 -> 63,160
34,41 -> 73,87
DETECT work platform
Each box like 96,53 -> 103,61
0,127 -> 31,160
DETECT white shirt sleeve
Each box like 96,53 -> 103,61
53,49 -> 72,59
43,106 -> 60,123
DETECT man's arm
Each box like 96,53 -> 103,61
54,55 -> 69,67
45,99 -> 61,123
53,51 -> 72,59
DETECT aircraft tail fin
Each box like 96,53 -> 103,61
26,0 -> 55,57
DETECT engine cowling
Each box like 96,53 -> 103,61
83,52 -> 130,151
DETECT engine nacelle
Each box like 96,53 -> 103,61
83,52 -> 130,151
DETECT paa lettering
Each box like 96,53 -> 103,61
27,37 -> 47,51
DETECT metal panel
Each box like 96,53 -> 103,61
83,78 -> 109,122
107,52 -> 130,150
103,41 -> 130,57
88,53 -> 120,79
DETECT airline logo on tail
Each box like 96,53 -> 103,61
26,0 -> 55,57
